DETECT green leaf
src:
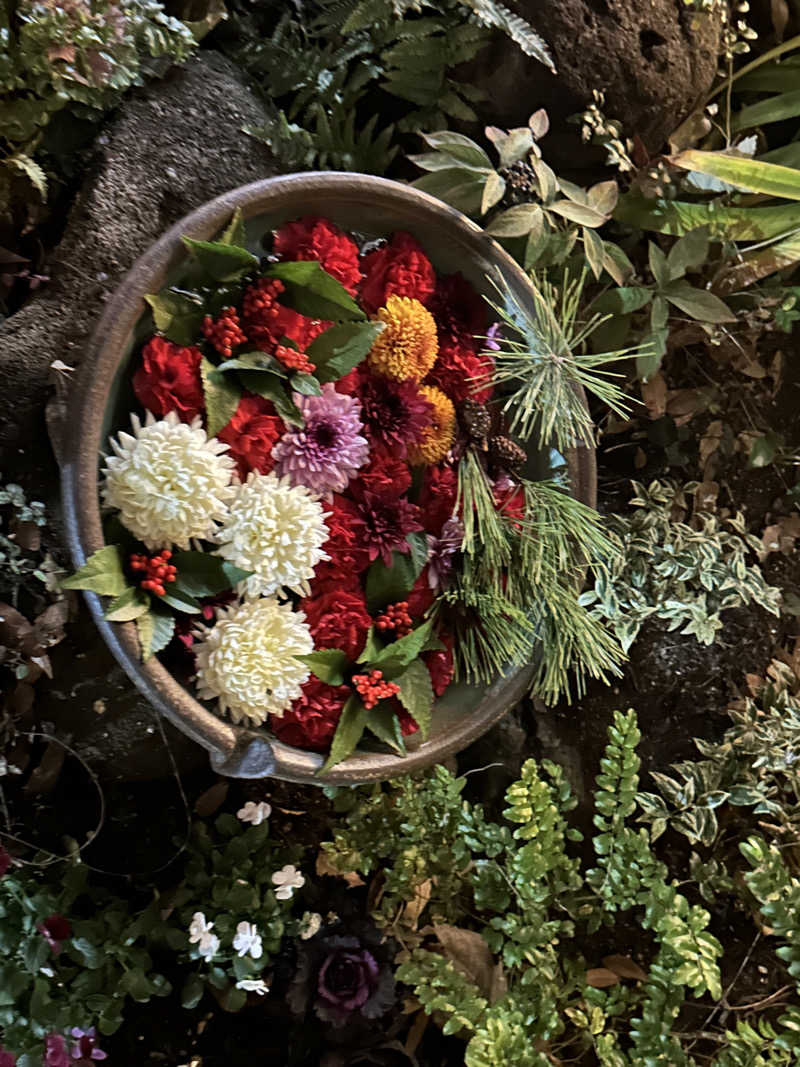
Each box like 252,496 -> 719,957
201,357 -> 241,436
299,649 -> 350,685
181,236 -> 258,282
407,531 -> 430,574
171,551 -> 251,598
266,260 -> 364,322
104,586 -> 150,622
748,431 -> 784,468
648,242 -> 670,289
239,371 -> 303,426
369,618 -> 440,676
160,588 -> 203,614
219,207 -> 246,247
320,695 -> 368,774
144,289 -> 207,345
136,611 -> 155,661
411,169 -> 487,217
420,131 -> 493,169
733,89 -> 800,131
217,351 -> 286,376
666,227 -> 709,279
481,170 -> 506,214
393,658 -> 434,739
365,703 -> 407,754
150,608 -> 176,655
22,936 -> 49,974
290,372 -> 322,396
583,226 -> 605,280
61,545 -> 127,597
662,280 -> 736,323
548,199 -> 608,227
365,535 -> 428,613
672,149 -> 800,200
615,191 -> 800,240
70,937 -> 104,970
485,204 -> 543,237
181,973 -> 205,1009
357,627 -> 386,664
308,321 -> 384,384
592,287 -> 653,315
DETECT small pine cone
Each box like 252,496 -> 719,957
459,399 -> 491,445
488,434 -> 526,473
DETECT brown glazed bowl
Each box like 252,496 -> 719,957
61,173 -> 596,784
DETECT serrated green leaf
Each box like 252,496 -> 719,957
171,551 -> 251,598
266,260 -> 363,321
61,545 -> 127,597
201,357 -> 241,437
144,290 -> 206,346
365,535 -> 427,613
290,372 -> 322,396
393,658 -> 434,738
182,236 -> 258,282
365,702 -> 407,753
308,321 -> 383,383
369,618 -> 440,675
104,586 -> 150,622
299,648 -> 350,685
160,588 -> 203,614
320,695 -> 367,773
217,351 -> 286,376
239,371 -> 303,426
357,627 -> 385,664
136,611 -> 155,661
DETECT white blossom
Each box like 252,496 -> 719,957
188,912 -> 220,962
235,978 -> 269,995
232,921 -> 263,960
236,800 -> 272,826
272,864 -> 305,900
299,911 -> 322,940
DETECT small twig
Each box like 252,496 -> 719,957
728,984 -> 794,1012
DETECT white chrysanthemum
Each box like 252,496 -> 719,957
102,412 -> 235,549
194,597 -> 313,724
214,472 -> 330,598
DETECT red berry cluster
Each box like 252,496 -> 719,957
242,277 -> 285,325
129,549 -> 177,597
352,669 -> 400,710
274,343 -> 316,375
375,601 -> 413,638
202,307 -> 247,358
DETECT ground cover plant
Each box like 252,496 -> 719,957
3,0 -> 800,1063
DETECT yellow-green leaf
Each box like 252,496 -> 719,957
61,545 -> 127,597
671,149 -> 800,200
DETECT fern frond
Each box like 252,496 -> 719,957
462,0 -> 555,70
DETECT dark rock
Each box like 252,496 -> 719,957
0,49 -> 274,486
462,0 -> 723,161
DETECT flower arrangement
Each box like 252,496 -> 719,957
65,208 -> 628,770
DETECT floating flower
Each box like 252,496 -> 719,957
188,912 -> 220,961
133,336 -> 204,422
217,394 -> 284,479
360,231 -> 436,314
70,1027 -> 107,1063
358,375 -> 432,457
423,636 -> 455,697
418,463 -> 458,536
272,864 -> 305,900
367,296 -> 438,382
425,339 -> 493,404
102,412 -> 235,550
352,486 -> 423,566
38,914 -> 72,956
313,496 -> 372,590
397,706 -> 420,736
274,217 -> 362,295
407,387 -> 456,466
272,384 -> 369,496
236,800 -> 272,826
44,1035 -> 69,1067
299,912 -> 323,940
354,448 -> 412,499
194,598 -> 313,724
301,588 -> 371,661
270,678 -> 350,751
407,569 -> 435,618
233,921 -> 263,960
214,473 -> 329,599
236,978 -> 269,995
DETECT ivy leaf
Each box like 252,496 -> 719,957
171,551 -> 251,598
104,586 -> 150,622
144,290 -> 206,345
181,236 -> 258,282
266,261 -> 364,322
239,371 -> 303,426
61,545 -> 127,597
299,649 -> 350,686
201,357 -> 241,436
320,695 -> 368,774
365,702 -> 407,754
308,321 -> 383,383
217,351 -> 286,376
393,658 -> 434,739
290,372 -> 322,396
219,207 -> 246,248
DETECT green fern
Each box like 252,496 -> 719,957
397,950 -> 488,1035
466,1002 -> 551,1067
463,0 -> 555,70
741,836 -> 800,985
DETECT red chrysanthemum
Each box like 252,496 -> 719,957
274,216 -> 362,296
358,374 -> 433,457
355,447 -> 412,499
423,635 -> 454,697
217,393 -> 284,478
418,463 -> 458,536
407,568 -> 435,618
270,678 -> 350,752
133,336 -> 204,422
429,272 -> 487,346
301,588 -> 372,661
352,487 -> 423,567
314,496 -> 373,588
425,339 -> 494,404
360,231 -> 436,314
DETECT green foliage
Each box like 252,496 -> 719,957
741,836 -> 800,984
579,480 -> 782,653
0,478 -> 48,602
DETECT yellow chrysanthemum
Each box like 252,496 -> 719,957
408,386 -> 456,466
367,295 -> 438,381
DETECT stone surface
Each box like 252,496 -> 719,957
0,49 -> 275,484
462,0 -> 723,161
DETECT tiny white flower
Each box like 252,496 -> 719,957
232,920 -> 263,960
237,800 -> 272,826
272,864 -> 305,900
299,911 -> 322,940
198,932 -> 220,962
188,911 -> 220,961
236,978 -> 269,995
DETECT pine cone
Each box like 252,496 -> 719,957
459,399 -> 491,446
488,434 -> 526,473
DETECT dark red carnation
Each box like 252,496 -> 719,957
251,304 -> 328,353
270,678 -> 350,751
38,914 -> 72,956
423,635 -> 454,697
301,589 -> 371,661
396,704 -> 419,737
494,481 -> 525,523
217,393 -> 284,478
314,496 -> 372,587
358,375 -> 433,457
418,464 -> 458,536
355,448 -> 411,499
334,366 -> 364,396
425,340 -> 493,404
133,336 -> 204,421
274,217 -> 362,296
429,272 -> 487,346
407,568 -> 435,618
360,231 -> 436,314
352,487 -> 423,567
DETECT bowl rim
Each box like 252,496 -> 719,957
60,171 -> 596,783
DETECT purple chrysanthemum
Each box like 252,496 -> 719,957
273,383 -> 369,496
427,516 -> 464,591
358,375 -> 433,457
